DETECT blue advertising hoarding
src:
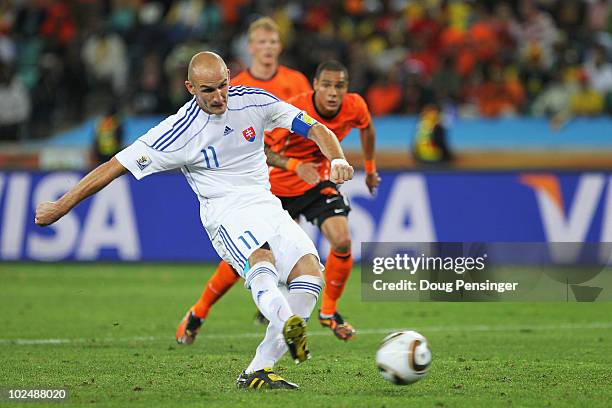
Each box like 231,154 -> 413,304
1,171 -> 611,262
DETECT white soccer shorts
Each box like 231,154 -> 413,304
203,188 -> 321,285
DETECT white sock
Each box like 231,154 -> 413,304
247,261 -> 293,328
245,322 -> 285,373
246,275 -> 324,373
286,275 -> 324,322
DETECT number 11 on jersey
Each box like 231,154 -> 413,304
201,146 -> 219,168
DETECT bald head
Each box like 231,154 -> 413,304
188,52 -> 227,83
185,52 -> 230,115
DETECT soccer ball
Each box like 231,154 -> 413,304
376,330 -> 432,385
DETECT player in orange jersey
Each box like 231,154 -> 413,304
263,60 -> 380,340
231,18 -> 311,100
176,59 -> 379,344
176,17 -> 320,344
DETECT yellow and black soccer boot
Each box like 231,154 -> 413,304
283,315 -> 310,364
236,368 -> 299,390
319,311 -> 356,341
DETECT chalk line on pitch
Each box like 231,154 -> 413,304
1,322 -> 611,345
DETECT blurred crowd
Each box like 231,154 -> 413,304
2,0 -> 612,141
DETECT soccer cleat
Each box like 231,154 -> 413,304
283,315 -> 310,364
175,308 -> 204,345
319,311 -> 356,341
236,368 -> 299,390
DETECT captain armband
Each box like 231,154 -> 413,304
291,112 -> 318,138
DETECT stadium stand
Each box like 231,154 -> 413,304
1,0 -> 611,169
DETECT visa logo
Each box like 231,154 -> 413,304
521,173 -> 612,263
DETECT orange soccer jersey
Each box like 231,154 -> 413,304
231,65 -> 311,100
267,91 -> 372,197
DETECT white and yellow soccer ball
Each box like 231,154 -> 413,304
376,330 -> 432,385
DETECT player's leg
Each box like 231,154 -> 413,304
240,213 -> 323,390
246,245 -> 313,365
245,246 -> 294,327
251,213 -> 302,326
298,182 -> 355,340
194,260 -> 240,318
319,215 -> 356,340
176,260 -> 240,344
285,253 -> 324,354
244,254 -> 322,372
238,246 -> 310,390
287,253 -> 323,320
252,194 -> 304,326
208,192 -> 314,389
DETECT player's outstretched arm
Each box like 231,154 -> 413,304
307,123 -> 354,184
35,157 -> 128,226
360,122 -> 381,195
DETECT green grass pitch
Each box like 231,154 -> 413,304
0,263 -> 611,407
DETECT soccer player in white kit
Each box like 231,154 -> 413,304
34,52 -> 354,390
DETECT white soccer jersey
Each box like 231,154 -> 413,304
115,86 -> 321,276
116,86 -> 310,199
112,83 -> 323,371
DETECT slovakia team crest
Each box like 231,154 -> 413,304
242,126 -> 256,142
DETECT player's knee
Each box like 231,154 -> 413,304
248,245 -> 275,266
331,236 -> 352,254
287,253 -> 323,283
288,273 -> 324,301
